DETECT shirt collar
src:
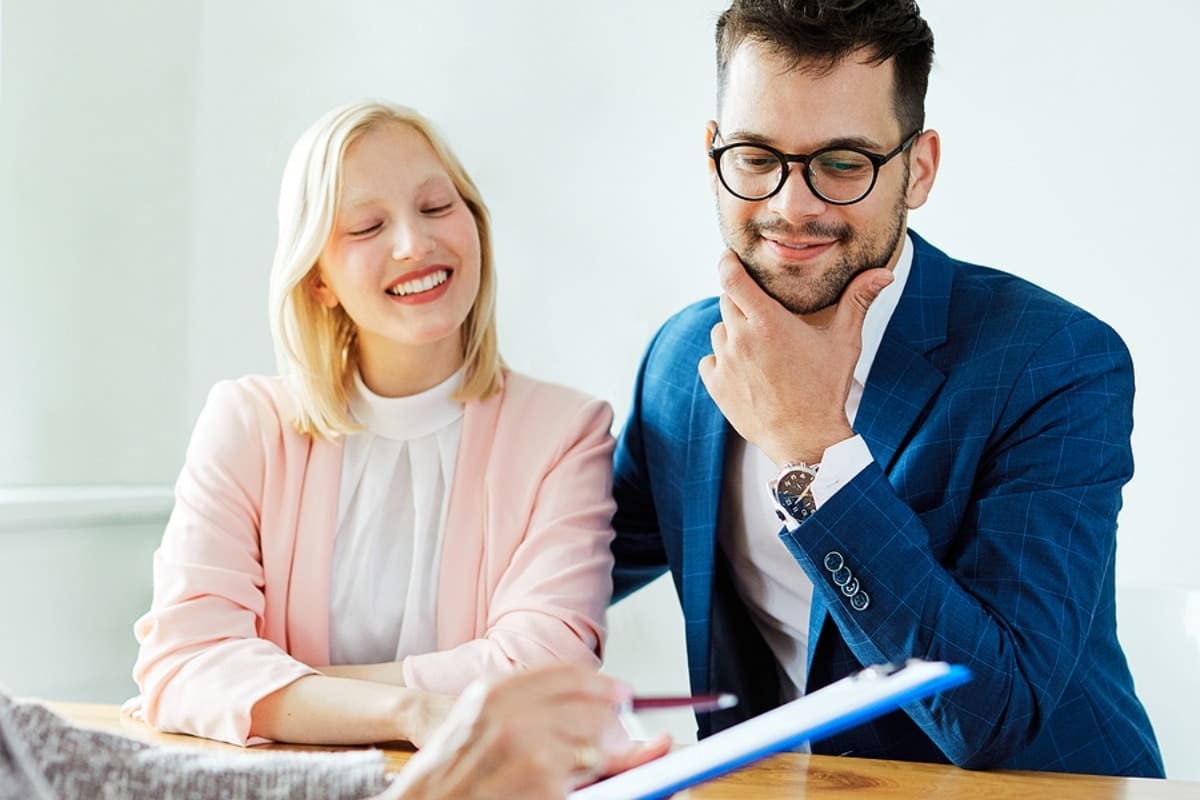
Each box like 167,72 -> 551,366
854,232 -> 913,387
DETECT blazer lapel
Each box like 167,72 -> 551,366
854,232 -> 951,473
435,378 -> 504,649
681,368 -> 728,693
286,434 -> 343,667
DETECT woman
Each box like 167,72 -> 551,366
128,101 -> 619,748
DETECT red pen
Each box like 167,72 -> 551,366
628,693 -> 739,713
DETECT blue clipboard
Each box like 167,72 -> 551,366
570,659 -> 972,800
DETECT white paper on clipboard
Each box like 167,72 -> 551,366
570,659 -> 972,800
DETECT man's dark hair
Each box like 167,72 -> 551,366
715,0 -> 934,134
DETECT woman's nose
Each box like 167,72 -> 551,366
390,220 -> 435,261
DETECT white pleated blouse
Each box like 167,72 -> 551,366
327,368 -> 465,666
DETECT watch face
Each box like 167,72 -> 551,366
773,463 -> 819,527
778,465 -> 817,497
780,491 -> 815,523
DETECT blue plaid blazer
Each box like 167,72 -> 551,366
612,231 -> 1163,777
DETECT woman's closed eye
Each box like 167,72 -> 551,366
348,221 -> 383,237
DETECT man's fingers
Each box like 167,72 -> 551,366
835,268 -> 893,333
698,354 -> 716,390
718,290 -> 745,324
717,250 -> 773,320
709,321 -> 727,354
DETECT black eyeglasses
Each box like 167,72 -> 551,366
709,128 -> 921,205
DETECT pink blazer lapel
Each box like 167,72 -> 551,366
284,434 -> 343,667
436,381 -> 504,649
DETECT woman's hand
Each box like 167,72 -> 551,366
382,664 -> 671,800
403,690 -> 458,749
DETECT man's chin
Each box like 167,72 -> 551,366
743,271 -> 832,315
773,289 -> 839,316
740,256 -> 857,316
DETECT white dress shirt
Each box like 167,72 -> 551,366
328,368 -> 464,666
718,234 -> 914,701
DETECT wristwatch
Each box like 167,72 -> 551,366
769,461 -> 820,530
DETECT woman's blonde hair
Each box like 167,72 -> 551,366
268,100 -> 502,439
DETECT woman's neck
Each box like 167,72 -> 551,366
355,335 -> 464,398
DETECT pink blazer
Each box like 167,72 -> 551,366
129,371 -> 616,746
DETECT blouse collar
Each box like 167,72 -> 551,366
348,367 -> 465,441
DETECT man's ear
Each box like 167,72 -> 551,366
905,129 -> 941,210
705,120 -> 719,195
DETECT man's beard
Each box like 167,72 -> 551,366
719,190 -> 909,315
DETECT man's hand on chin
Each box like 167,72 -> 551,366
698,249 -> 891,466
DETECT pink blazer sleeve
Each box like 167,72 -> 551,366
131,380 -> 317,745
402,387 -> 616,693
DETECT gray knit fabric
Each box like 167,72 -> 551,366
0,690 -> 391,800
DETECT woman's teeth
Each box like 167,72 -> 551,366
387,269 -> 449,296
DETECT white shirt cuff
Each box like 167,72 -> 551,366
810,435 -> 873,508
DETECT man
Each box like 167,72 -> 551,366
611,0 -> 1163,777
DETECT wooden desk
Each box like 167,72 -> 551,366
49,702 -> 1199,799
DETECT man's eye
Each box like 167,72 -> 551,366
731,151 -> 779,173
349,222 -> 382,236
814,152 -> 871,176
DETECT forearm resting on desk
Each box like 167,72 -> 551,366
250,674 -> 454,746
321,661 -> 408,686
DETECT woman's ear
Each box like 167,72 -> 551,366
309,271 -> 340,309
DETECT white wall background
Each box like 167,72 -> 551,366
1,0 -> 1197,779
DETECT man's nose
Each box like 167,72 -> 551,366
765,163 -> 827,223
